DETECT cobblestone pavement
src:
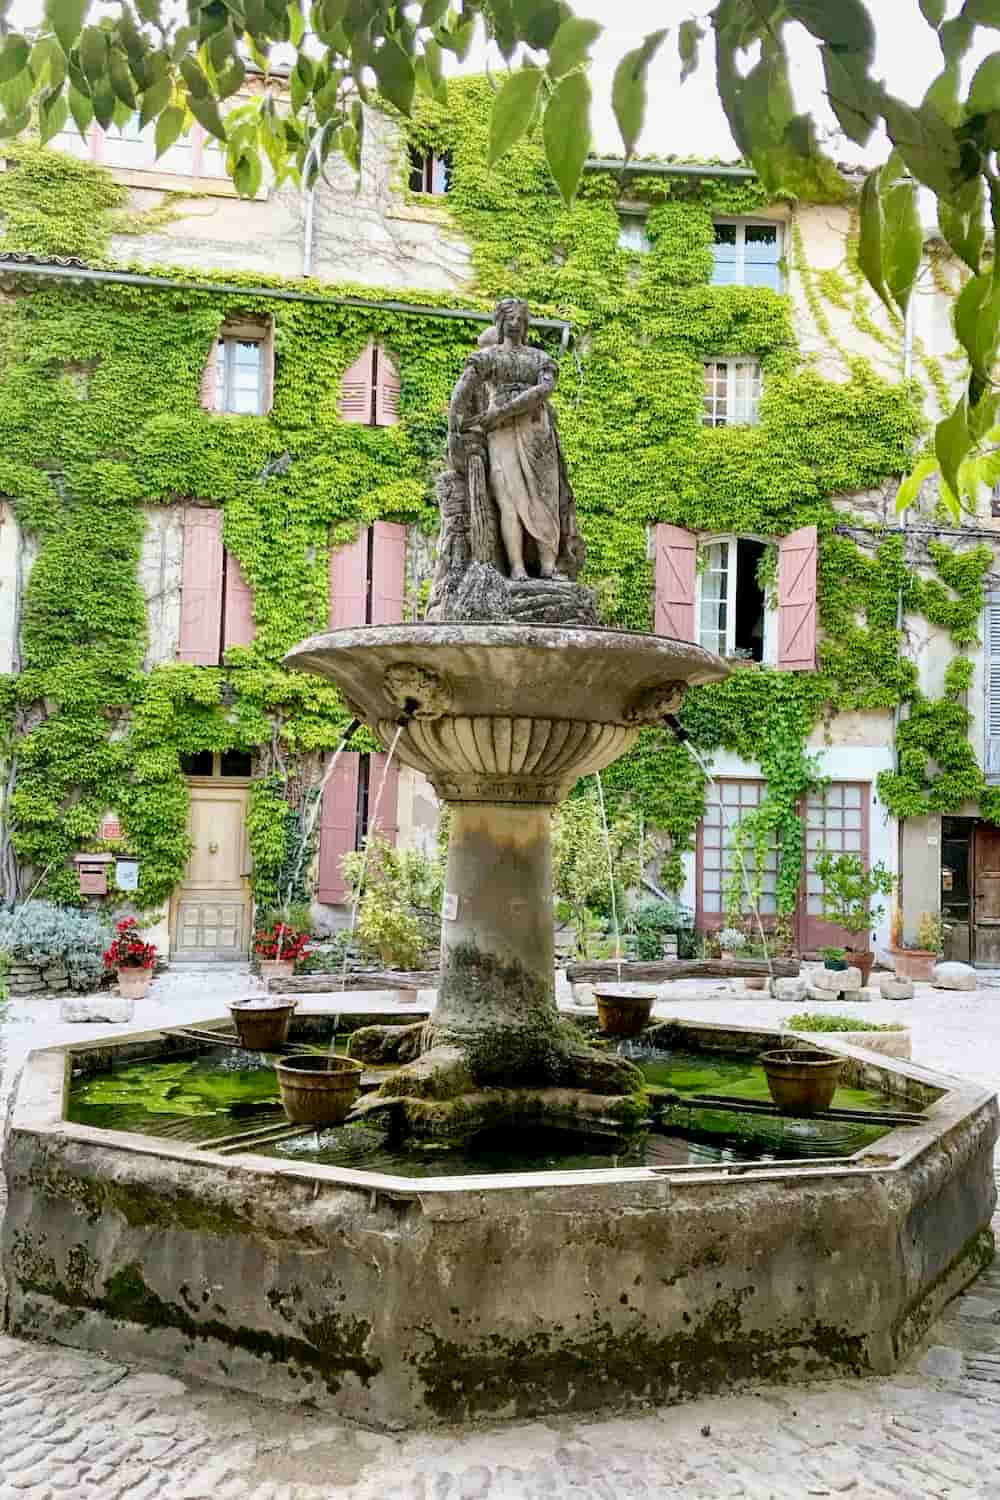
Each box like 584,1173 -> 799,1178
1,971 -> 1000,1498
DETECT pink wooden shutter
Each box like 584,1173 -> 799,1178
317,751 -> 360,903
199,338 -> 220,411
654,523 -> 697,642
223,550 -> 255,649
369,751 -> 399,844
371,521 -> 406,624
374,346 -> 401,427
262,322 -> 275,415
777,524 -> 818,671
339,343 -> 374,424
329,528 -> 370,628
178,508 -> 224,665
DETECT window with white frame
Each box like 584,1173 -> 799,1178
408,145 -> 451,194
712,220 -> 782,289
214,335 -> 265,415
703,359 -> 762,426
618,214 -> 651,253
54,111 -> 221,180
698,537 -> 772,662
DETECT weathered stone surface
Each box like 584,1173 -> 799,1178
59,997 -> 134,1024
934,962 -> 978,991
879,974 -> 915,1000
347,1021 -> 424,1066
769,977 -> 808,1002
840,966 -> 863,992
810,966 -> 844,993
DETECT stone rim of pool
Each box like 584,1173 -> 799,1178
3,1011 -> 996,1429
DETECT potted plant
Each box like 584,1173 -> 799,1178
717,927 -> 746,962
891,911 -> 943,984
814,851 -> 896,986
102,918 -> 157,999
820,945 -> 848,972
254,921 -> 310,981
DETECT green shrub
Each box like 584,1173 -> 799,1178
0,900 -> 111,990
786,1012 -> 904,1033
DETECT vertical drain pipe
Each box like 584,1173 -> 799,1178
301,138 -> 321,278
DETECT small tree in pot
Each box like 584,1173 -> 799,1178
814,851 -> 896,985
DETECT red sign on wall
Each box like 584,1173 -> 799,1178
100,812 -> 122,841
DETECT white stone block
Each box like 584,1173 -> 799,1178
810,966 -> 843,993
839,966 -> 863,992
769,977 -> 808,1002
932,962 -> 978,991
60,996 -> 135,1024
806,985 -> 840,1003
878,974 -> 915,1000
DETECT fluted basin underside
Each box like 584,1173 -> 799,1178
283,622 -> 728,1136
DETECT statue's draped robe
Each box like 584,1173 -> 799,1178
465,345 -> 561,560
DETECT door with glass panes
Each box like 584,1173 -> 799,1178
170,750 -> 253,961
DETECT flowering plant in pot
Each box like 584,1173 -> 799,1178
254,921 -> 310,980
814,851 -> 896,986
103,918 -> 157,999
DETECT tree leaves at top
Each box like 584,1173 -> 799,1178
612,28 -> 667,160
543,69 -> 589,204
784,0 -> 875,59
487,65 -> 541,166
678,19 -> 703,86
547,17 -> 602,79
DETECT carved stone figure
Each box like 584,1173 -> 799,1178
425,299 -> 595,626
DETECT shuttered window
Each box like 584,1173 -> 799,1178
177,506 -> 255,664
200,319 -> 275,415
338,343 -> 400,427
987,593 -> 1000,782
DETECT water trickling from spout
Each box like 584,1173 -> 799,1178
595,771 -> 623,984
338,724 -> 406,1001
679,739 -> 775,993
270,720 -> 361,985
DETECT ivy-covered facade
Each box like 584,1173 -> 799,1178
0,77 -> 997,962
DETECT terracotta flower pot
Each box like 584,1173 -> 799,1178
760,1048 -> 844,1115
117,966 -> 152,999
259,958 -> 296,982
595,986 -> 656,1038
229,1000 -> 297,1051
891,948 -> 937,984
276,1053 -> 363,1126
849,950 -> 875,985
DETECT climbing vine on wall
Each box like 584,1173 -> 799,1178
0,81 -> 993,919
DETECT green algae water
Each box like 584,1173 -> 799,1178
67,1043 -> 897,1173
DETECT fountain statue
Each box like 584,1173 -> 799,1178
285,300 -> 728,1137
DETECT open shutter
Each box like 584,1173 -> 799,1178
261,322 -> 276,415
178,508 -> 224,665
223,551 -> 255,650
986,594 -> 1000,781
368,751 -> 400,843
778,524 -> 818,672
199,338 -> 220,411
329,529 -> 369,628
374,347 -> 401,426
339,343 -> 374,424
654,523 -> 697,642
371,521 -> 406,624
317,751 -> 361,903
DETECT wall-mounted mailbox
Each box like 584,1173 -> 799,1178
74,852 -> 114,897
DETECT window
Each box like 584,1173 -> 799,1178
54,112 -> 211,180
180,750 -> 254,778
408,145 -> 450,194
215,336 -> 265,415
698,537 -> 770,662
987,592 -> 1000,781
712,221 -> 782,289
618,215 -> 651,254
699,779 -> 778,920
703,359 -> 762,426
339,343 -> 400,426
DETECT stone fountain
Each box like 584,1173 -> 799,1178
285,297 -> 726,1137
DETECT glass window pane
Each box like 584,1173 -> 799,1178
844,785 -> 862,808
722,783 -> 741,805
181,750 -> 214,776
711,224 -> 738,285
221,749 -> 252,776
221,339 -> 262,414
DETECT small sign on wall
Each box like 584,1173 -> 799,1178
100,811 -> 123,841
74,852 -> 113,896
115,859 -> 139,893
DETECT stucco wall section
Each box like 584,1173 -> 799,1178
139,506 -> 184,670
0,502 -> 28,677
900,814 -> 941,944
113,110 -> 472,294
396,766 -> 439,858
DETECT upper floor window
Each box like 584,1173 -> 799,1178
618,214 -> 651,254
201,319 -> 274,416
55,111 -> 236,184
704,359 -> 762,426
339,343 -> 400,426
699,537 -> 770,662
408,146 -> 450,194
712,220 -> 782,290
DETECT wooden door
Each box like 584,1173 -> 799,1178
171,783 -> 251,960
973,825 -> 1000,965
798,782 -> 869,955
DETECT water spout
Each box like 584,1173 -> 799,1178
595,771 -> 623,983
338,723 -> 406,999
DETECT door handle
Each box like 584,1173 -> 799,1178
208,841 -> 219,854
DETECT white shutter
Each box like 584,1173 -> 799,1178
987,593 -> 1000,781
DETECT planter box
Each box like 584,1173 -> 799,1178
891,948 -> 937,984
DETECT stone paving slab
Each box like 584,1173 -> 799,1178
2,972 -> 1000,1496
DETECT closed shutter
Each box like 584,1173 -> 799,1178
199,338 -> 220,411
777,524 -> 818,671
317,751 -> 361,903
178,508 -> 224,664
986,593 -> 1000,781
368,752 -> 400,843
223,550 -> 255,650
339,343 -> 374,424
654,523 -> 697,642
329,529 -> 370,628
374,347 -> 401,426
371,521 -> 406,624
